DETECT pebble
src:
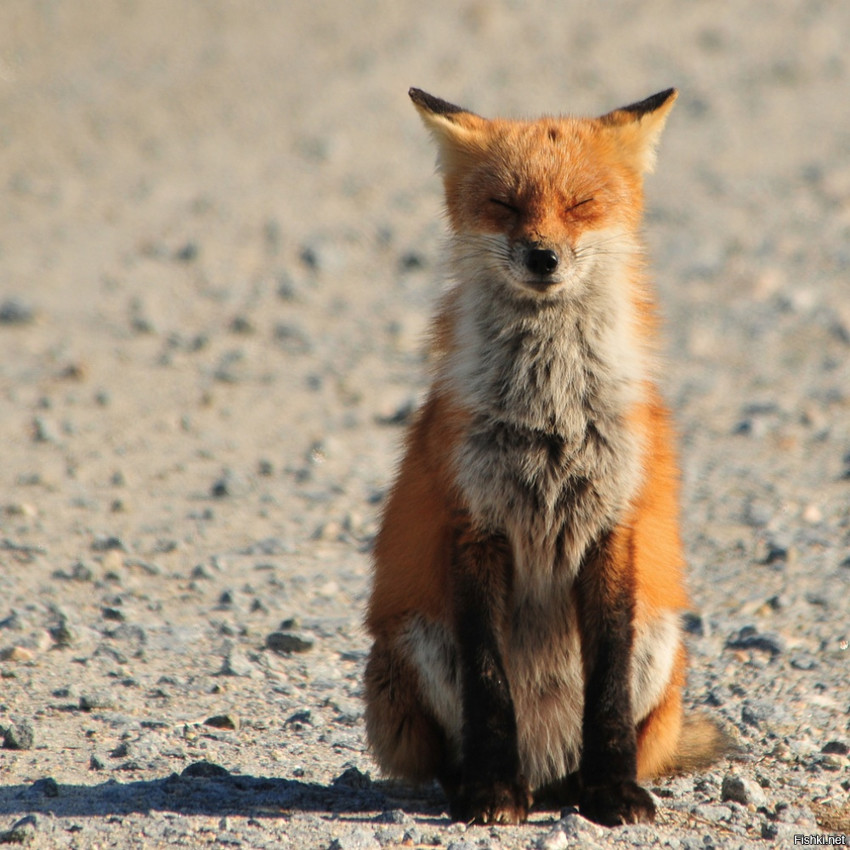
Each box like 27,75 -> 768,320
210,471 -> 248,499
721,773 -> 768,807
332,766 -> 373,790
682,611 -> 709,637
49,620 -> 77,648
0,815 -> 39,844
31,777 -> 59,797
91,535 -> 126,553
180,761 -> 230,779
79,691 -> 117,711
31,416 -> 59,443
2,719 -> 35,750
218,647 -> 257,677
725,626 -> 784,657
0,646 -> 35,662
741,699 -> 779,729
0,297 -> 35,325
204,714 -> 240,731
265,631 -> 314,654
537,812 -> 605,850
274,322 -> 313,355
327,829 -> 381,850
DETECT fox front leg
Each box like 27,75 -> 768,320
576,533 -> 656,826
446,525 -> 531,825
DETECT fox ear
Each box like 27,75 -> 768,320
409,88 -> 486,171
598,88 -> 678,174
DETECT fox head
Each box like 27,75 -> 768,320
410,87 -> 677,299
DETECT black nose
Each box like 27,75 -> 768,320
525,248 -> 559,276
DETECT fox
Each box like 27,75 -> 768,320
364,87 -> 727,827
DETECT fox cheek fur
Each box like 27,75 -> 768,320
364,87 -> 729,828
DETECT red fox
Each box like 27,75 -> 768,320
364,88 -> 726,827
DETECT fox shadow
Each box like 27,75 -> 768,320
0,762 -> 449,821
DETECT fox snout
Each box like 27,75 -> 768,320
525,246 -> 559,277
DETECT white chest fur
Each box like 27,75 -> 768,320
442,262 -> 648,583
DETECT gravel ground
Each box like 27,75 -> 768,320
1,1 -> 849,848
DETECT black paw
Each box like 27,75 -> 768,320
579,780 -> 656,827
450,777 -> 532,825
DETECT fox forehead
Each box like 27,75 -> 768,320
443,118 -> 637,236
474,118 -> 609,195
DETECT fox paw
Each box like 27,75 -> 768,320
579,780 -> 656,827
450,777 -> 532,825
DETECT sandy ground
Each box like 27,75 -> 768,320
1,1 -> 849,848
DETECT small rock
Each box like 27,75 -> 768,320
721,774 -> 767,807
181,760 -> 230,778
537,812 -> 605,850
789,652 -> 819,670
4,503 -> 37,518
265,631 -> 314,654
174,242 -> 199,263
822,740 -> 849,756
741,700 -> 778,729
91,535 -> 126,553
213,351 -> 244,383
3,720 -> 35,750
228,315 -> 255,335
89,754 -> 105,771
273,323 -> 312,355
682,612 -> 709,637
109,742 -> 131,759
285,710 -> 313,728
0,298 -> 35,325
218,647 -> 255,677
0,611 -> 22,630
327,829 -> 381,850
0,814 -> 38,844
79,691 -> 116,711
0,646 -> 35,663
211,477 -> 232,498
754,538 -> 790,566
31,777 -> 59,798
31,416 -> 59,443
204,714 -> 240,731
70,562 -> 94,582
49,621 -> 76,648
725,626 -> 784,657
332,766 -> 372,790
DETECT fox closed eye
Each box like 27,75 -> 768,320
489,197 -> 520,214
566,197 -> 594,213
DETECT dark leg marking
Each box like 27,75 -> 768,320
446,522 -> 531,825
575,533 -> 656,827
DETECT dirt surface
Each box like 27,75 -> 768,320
1,2 -> 849,848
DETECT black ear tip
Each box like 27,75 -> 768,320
622,88 -> 678,117
408,88 -> 468,117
